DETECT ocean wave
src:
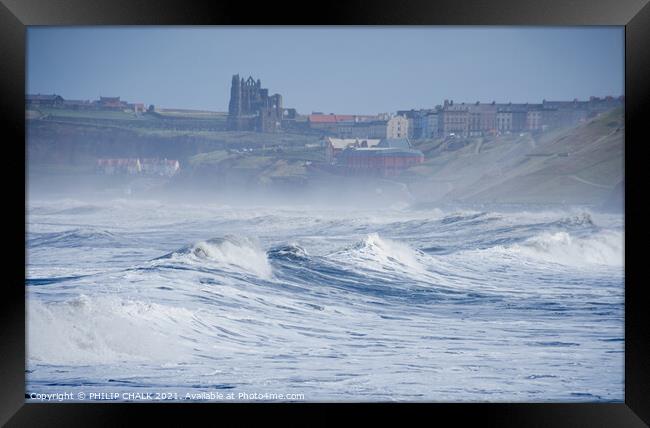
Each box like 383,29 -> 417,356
28,228 -> 118,248
267,243 -> 310,261
330,233 -> 430,276
490,230 -> 624,267
439,211 -> 488,225
156,235 -> 273,279
555,212 -> 595,227
53,205 -> 104,215
27,295 -> 195,364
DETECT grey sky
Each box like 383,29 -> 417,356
27,26 -> 624,114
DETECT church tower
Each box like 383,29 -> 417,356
228,74 -> 241,116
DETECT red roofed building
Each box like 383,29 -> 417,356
96,96 -> 127,110
308,114 -> 356,124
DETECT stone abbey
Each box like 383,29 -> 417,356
227,74 -> 294,132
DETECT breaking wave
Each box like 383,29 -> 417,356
493,230 -> 624,267
331,233 -> 430,276
28,295 -> 195,364
156,235 -> 273,279
26,200 -> 625,401
267,243 -> 310,261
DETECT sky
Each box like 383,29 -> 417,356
27,27 -> 624,114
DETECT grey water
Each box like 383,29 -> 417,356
26,197 -> 624,402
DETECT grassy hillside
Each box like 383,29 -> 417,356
37,107 -> 145,121
27,112 -> 321,169
186,147 -> 314,186
407,108 -> 624,206
27,105 -> 624,207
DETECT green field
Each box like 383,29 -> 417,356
29,108 -> 319,149
37,107 -> 147,121
156,109 -> 228,119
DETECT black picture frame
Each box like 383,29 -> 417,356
2,0 -> 648,425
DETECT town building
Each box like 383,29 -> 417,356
322,137 -> 382,163
62,99 -> 92,110
496,104 -> 528,133
387,115 -> 409,139
26,94 -> 64,108
308,113 -> 387,137
227,74 -> 288,132
396,109 -> 446,139
467,102 -> 498,136
344,115 -> 410,139
440,100 -> 470,137
96,96 -> 125,110
27,94 -> 145,113
421,111 -> 440,139
438,101 -> 503,137
541,99 -> 591,128
308,114 -> 356,133
395,110 -> 418,139
526,106 -> 544,131
127,103 -> 146,113
348,120 -> 389,139
337,138 -> 424,177
433,96 -> 622,137
587,95 -> 624,113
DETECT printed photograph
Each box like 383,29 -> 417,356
26,27 -> 624,402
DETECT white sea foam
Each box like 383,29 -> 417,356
169,236 -> 273,279
494,230 -> 624,267
27,295 -> 195,364
361,233 -> 423,267
331,233 -> 431,277
25,200 -> 625,401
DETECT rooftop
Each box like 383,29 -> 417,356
26,94 -> 63,101
326,137 -> 381,150
309,114 -> 356,123
377,138 -> 412,149
340,146 -> 424,158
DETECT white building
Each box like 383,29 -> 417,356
387,115 -> 409,139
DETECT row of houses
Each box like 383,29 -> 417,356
304,96 -> 622,140
27,94 -> 146,113
307,113 -> 410,139
397,96 -> 624,139
96,158 -> 180,177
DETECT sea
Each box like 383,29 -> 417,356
25,196 -> 624,402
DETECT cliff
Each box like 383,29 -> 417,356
407,108 -> 624,208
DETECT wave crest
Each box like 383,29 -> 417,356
333,233 -> 428,274
512,230 -> 623,266
556,212 -> 595,227
29,228 -> 117,247
161,235 -> 273,279
267,243 -> 309,261
28,296 -> 195,365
